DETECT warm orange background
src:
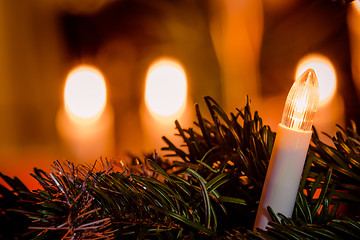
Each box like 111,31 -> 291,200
0,0 -> 359,189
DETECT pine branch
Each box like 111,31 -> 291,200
1,96 -> 360,239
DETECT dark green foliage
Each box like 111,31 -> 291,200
310,122 -> 360,200
162,96 -> 275,231
0,96 -> 360,239
0,173 -> 34,239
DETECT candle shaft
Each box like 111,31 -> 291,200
254,124 -> 312,230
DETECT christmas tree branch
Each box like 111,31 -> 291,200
1,96 -> 360,239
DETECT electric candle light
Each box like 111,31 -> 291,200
254,69 -> 319,230
348,1 -> 360,98
140,57 -> 192,153
57,65 -> 115,162
145,58 -> 187,119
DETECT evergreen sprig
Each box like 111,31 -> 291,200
0,96 -> 360,239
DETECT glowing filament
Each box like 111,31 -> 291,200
145,58 -> 187,118
281,69 -> 319,131
64,65 -> 107,122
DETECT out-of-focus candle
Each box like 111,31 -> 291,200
254,69 -> 319,230
348,2 -> 360,98
140,57 -> 192,153
296,54 -> 344,142
145,58 -> 187,119
210,0 -> 263,112
57,65 -> 114,162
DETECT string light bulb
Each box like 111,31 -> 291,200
282,69 -> 319,131
254,69 -> 319,230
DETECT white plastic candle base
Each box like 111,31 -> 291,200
254,123 -> 312,230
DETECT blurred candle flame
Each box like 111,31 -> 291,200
349,1 -> 360,100
58,65 -> 114,162
145,58 -> 187,120
64,65 -> 107,123
295,54 -> 336,106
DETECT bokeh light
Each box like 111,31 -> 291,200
296,54 -> 336,106
355,0 -> 360,13
64,65 -> 107,122
145,58 -> 187,118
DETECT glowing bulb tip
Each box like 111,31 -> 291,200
281,69 -> 319,131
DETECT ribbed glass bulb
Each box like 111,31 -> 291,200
281,69 -> 319,131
